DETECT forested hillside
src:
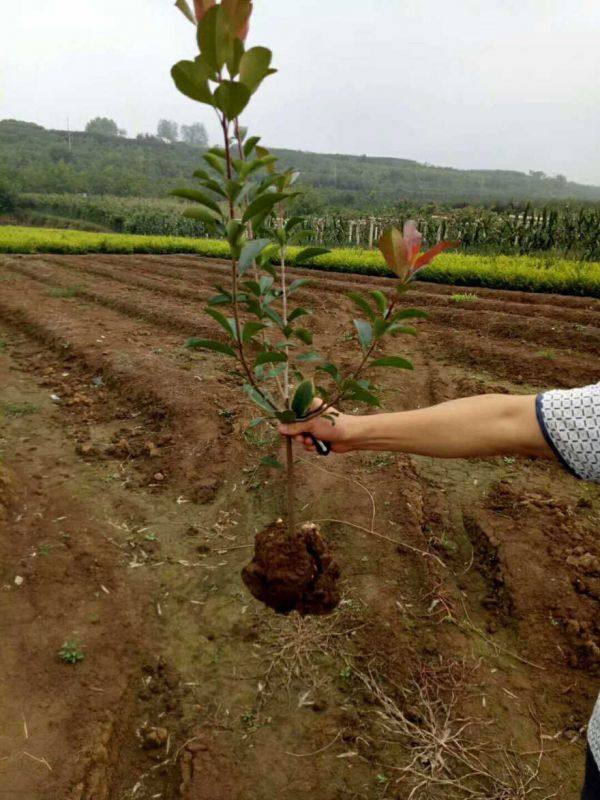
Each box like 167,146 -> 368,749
2,118 -> 600,209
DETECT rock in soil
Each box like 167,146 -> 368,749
241,520 -> 341,615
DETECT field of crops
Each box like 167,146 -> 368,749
2,224 -> 600,297
0,252 -> 598,799
19,193 -> 600,260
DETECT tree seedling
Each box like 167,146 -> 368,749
171,0 -> 458,614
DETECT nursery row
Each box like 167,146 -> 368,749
2,224 -> 600,297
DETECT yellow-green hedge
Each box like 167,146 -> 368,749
1,225 -> 599,297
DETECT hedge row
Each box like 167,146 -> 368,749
1,225 -> 599,298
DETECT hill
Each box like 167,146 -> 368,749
1,118 -> 600,210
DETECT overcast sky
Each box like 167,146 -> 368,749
1,0 -> 599,183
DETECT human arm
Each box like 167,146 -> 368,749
278,393 -> 556,460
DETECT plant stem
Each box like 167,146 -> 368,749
219,112 -> 278,412
285,435 -> 295,536
278,208 -> 295,535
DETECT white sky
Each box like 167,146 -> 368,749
1,0 -> 599,183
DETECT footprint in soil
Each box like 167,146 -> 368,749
241,520 -> 341,616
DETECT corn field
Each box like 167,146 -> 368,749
298,204 -> 600,260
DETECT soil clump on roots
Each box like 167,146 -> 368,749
241,520 -> 341,615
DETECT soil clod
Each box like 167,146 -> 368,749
241,520 -> 341,615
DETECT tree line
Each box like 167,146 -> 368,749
84,116 -> 208,147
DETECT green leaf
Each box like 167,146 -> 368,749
242,322 -> 267,343
247,417 -> 267,428
354,319 -> 373,350
293,246 -> 330,265
370,356 -> 414,370
206,307 -> 236,338
239,47 -> 276,94
317,362 -> 341,383
275,409 -> 296,423
193,173 -> 227,197
288,278 -> 309,294
343,379 -> 380,407
224,179 -> 244,203
255,350 -> 287,366
373,318 -> 391,337
171,188 -> 222,214
171,60 -> 213,105
370,290 -> 388,315
295,351 -> 322,362
285,216 -> 305,233
183,206 -> 222,225
225,219 -> 245,258
263,306 -> 284,328
208,293 -> 230,306
239,155 -> 278,180
291,379 -> 314,418
390,308 -> 428,321
238,238 -> 271,276
242,192 -> 291,223
260,455 -> 283,469
186,338 -> 236,357
174,0 -> 196,24
256,362 -> 286,381
348,292 -> 376,320
197,5 -> 231,73
259,276 -> 274,294
243,383 -> 276,414
227,36 -> 244,78
202,152 -> 227,175
288,307 -> 310,322
387,324 -> 417,336
243,135 -> 261,158
293,328 -> 313,345
214,80 -> 251,120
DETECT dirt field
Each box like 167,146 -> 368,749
0,253 -> 598,800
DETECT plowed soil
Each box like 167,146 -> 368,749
0,253 -> 598,800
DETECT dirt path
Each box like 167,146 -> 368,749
0,255 -> 598,799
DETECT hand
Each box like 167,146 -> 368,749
278,401 -> 358,454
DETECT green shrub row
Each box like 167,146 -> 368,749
1,225 -> 599,298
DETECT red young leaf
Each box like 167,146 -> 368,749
413,240 -> 460,272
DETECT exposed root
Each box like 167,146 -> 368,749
310,517 -> 447,570
356,659 -> 551,800
261,600 -> 366,695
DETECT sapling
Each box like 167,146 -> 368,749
171,0 -> 458,614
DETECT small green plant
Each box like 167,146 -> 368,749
240,709 -> 257,728
38,543 -> 52,556
450,292 -> 478,303
58,640 -> 84,664
0,340 -> 7,351
339,665 -> 353,681
1,401 -> 38,417
47,285 -> 80,298
170,0 -> 458,537
439,533 -> 457,554
536,348 -> 556,360
375,774 -> 389,785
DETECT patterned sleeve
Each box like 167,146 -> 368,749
535,382 -> 600,483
